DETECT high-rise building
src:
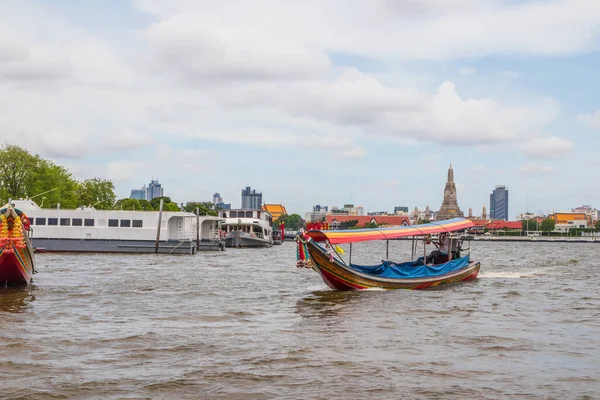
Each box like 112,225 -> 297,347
241,186 -> 262,209
147,179 -> 164,201
213,193 -> 223,205
211,192 -> 231,209
490,185 -> 509,220
130,186 -> 147,200
437,163 -> 464,220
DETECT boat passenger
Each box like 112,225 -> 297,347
427,233 -> 449,264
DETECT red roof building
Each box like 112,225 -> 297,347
468,219 -> 522,232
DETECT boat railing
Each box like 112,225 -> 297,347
208,229 -> 222,242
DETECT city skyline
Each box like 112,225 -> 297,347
2,1 -> 600,216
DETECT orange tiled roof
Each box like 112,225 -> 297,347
261,204 -> 287,218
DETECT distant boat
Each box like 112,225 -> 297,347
220,209 -> 273,248
296,218 -> 480,290
272,229 -> 283,245
0,206 -> 35,287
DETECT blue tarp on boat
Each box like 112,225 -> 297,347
347,256 -> 471,279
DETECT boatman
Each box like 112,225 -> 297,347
429,233 -> 449,264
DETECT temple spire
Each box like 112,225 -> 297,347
437,162 -> 463,221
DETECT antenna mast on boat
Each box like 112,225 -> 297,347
30,187 -> 59,200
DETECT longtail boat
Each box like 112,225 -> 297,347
0,206 -> 35,286
296,218 -> 479,290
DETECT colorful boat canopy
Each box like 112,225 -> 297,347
305,218 -> 475,244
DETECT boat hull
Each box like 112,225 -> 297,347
307,241 -> 480,290
0,243 -> 34,287
225,232 -> 272,248
30,238 -> 209,254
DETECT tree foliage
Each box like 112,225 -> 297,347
540,219 -> 556,234
339,219 -> 358,230
150,196 -> 172,210
76,178 -> 116,210
164,202 -> 180,212
0,145 -> 113,209
364,221 -> 379,228
595,220 -> 600,231
184,201 -> 218,216
521,219 -> 539,232
274,213 -> 305,230
115,198 -> 141,210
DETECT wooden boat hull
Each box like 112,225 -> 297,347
307,241 -> 480,291
0,242 -> 34,287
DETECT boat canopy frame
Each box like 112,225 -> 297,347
305,218 -> 475,245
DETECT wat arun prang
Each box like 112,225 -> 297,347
437,163 -> 464,221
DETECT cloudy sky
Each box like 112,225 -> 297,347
1,0 -> 600,217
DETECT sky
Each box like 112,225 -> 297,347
1,0 -> 600,218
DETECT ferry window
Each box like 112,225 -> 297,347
72,218 -> 82,226
230,211 -> 237,218
35,217 -> 46,225
132,220 -> 143,228
246,211 -> 253,218
48,218 -> 58,226
120,219 -> 131,228
108,219 -> 118,227
60,218 -> 70,226
84,219 -> 95,227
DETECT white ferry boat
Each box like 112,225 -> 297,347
219,209 -> 273,248
4,199 -> 226,254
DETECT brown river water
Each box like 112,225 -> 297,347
1,241 -> 599,399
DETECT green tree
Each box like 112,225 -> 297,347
339,219 -> 359,230
0,145 -> 80,208
364,221 -> 379,228
521,219 -> 538,233
284,214 -> 304,231
540,219 -> 556,235
184,201 -> 216,215
76,178 -> 116,210
138,199 -> 153,211
164,202 -> 180,211
595,220 -> 600,231
150,196 -> 172,210
114,198 -> 141,210
0,144 -> 40,200
31,162 -> 80,209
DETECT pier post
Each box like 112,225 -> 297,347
386,240 -> 389,260
349,243 -> 352,265
155,199 -> 164,254
196,207 -> 200,250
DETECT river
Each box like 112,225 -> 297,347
1,241 -> 599,399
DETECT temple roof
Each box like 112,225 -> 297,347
261,204 -> 287,218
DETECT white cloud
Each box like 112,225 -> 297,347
459,67 -> 478,76
577,110 -> 600,129
520,162 -> 556,175
470,164 -> 487,172
136,0 -> 600,61
144,14 -> 330,83
504,70 -> 520,79
519,136 -> 575,160
381,179 -> 399,188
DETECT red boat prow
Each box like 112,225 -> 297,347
0,207 -> 35,287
